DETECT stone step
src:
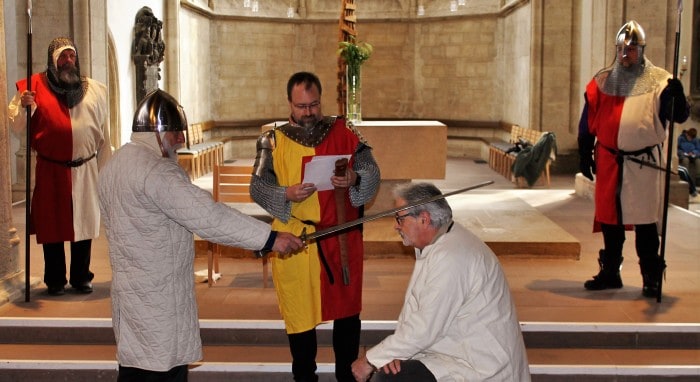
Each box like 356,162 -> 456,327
1,318 -> 698,349
0,319 -> 698,381
0,344 -> 697,382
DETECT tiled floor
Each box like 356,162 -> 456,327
1,158 -> 699,326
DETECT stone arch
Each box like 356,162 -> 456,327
107,32 -> 121,150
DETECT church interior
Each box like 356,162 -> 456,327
0,1 -> 698,381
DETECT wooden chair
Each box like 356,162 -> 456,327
209,163 -> 271,287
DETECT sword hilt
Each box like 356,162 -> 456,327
334,158 -> 348,176
255,227 -> 309,258
300,227 -> 308,246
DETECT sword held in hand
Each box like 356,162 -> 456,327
253,180 -> 494,258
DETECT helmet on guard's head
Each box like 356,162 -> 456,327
132,89 -> 189,153
133,89 -> 188,133
616,20 -> 646,47
597,20 -> 656,97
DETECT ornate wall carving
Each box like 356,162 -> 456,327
132,7 -> 165,103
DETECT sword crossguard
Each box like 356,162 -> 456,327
300,227 -> 308,247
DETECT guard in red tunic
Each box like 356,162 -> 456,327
578,21 -> 689,297
8,37 -> 111,296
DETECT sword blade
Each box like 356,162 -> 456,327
303,180 -> 494,242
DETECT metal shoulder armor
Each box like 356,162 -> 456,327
254,129 -> 276,177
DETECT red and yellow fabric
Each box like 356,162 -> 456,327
270,119 -> 364,334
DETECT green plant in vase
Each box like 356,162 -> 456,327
338,37 -> 373,123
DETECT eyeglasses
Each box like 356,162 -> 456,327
395,212 -> 417,226
292,101 -> 320,111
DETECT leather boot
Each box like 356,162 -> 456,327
640,257 -> 666,298
584,249 -> 623,290
288,329 -> 318,382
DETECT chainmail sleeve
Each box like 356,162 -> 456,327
349,142 -> 381,207
250,132 -> 292,222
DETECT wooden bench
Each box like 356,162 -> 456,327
205,120 -> 272,161
199,121 -> 226,170
200,120 -> 235,152
177,122 -> 223,180
488,125 -> 553,187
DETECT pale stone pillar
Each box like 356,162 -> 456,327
10,134 -> 35,203
163,1 -> 180,98
0,1 -> 26,304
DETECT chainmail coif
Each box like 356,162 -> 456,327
45,37 -> 88,108
596,57 -> 669,97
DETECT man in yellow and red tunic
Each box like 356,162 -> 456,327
251,72 -> 380,382
8,37 -> 111,296
578,21 -> 689,298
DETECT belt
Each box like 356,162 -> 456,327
300,219 -> 335,285
39,152 -> 97,167
598,143 -> 659,223
601,144 -> 656,158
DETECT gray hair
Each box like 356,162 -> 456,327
393,182 -> 452,229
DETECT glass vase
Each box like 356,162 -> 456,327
345,65 -> 362,124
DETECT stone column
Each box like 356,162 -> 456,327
10,134 -> 35,203
163,1 -> 180,97
0,1 -> 26,304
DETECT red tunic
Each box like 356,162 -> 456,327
584,76 -> 668,228
16,74 -> 109,243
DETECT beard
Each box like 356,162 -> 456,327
292,113 -> 320,129
164,147 -> 179,160
298,117 -> 317,129
159,132 -> 183,160
398,231 -> 412,247
57,64 -> 81,87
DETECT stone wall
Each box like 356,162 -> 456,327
176,0 -> 697,168
179,6 -> 213,124
0,2 -> 23,304
205,16 -> 505,123
531,1 -> 578,150
4,0 -> 697,174
501,3 -> 531,127
413,18 -> 501,121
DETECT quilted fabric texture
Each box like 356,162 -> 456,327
98,133 -> 271,371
